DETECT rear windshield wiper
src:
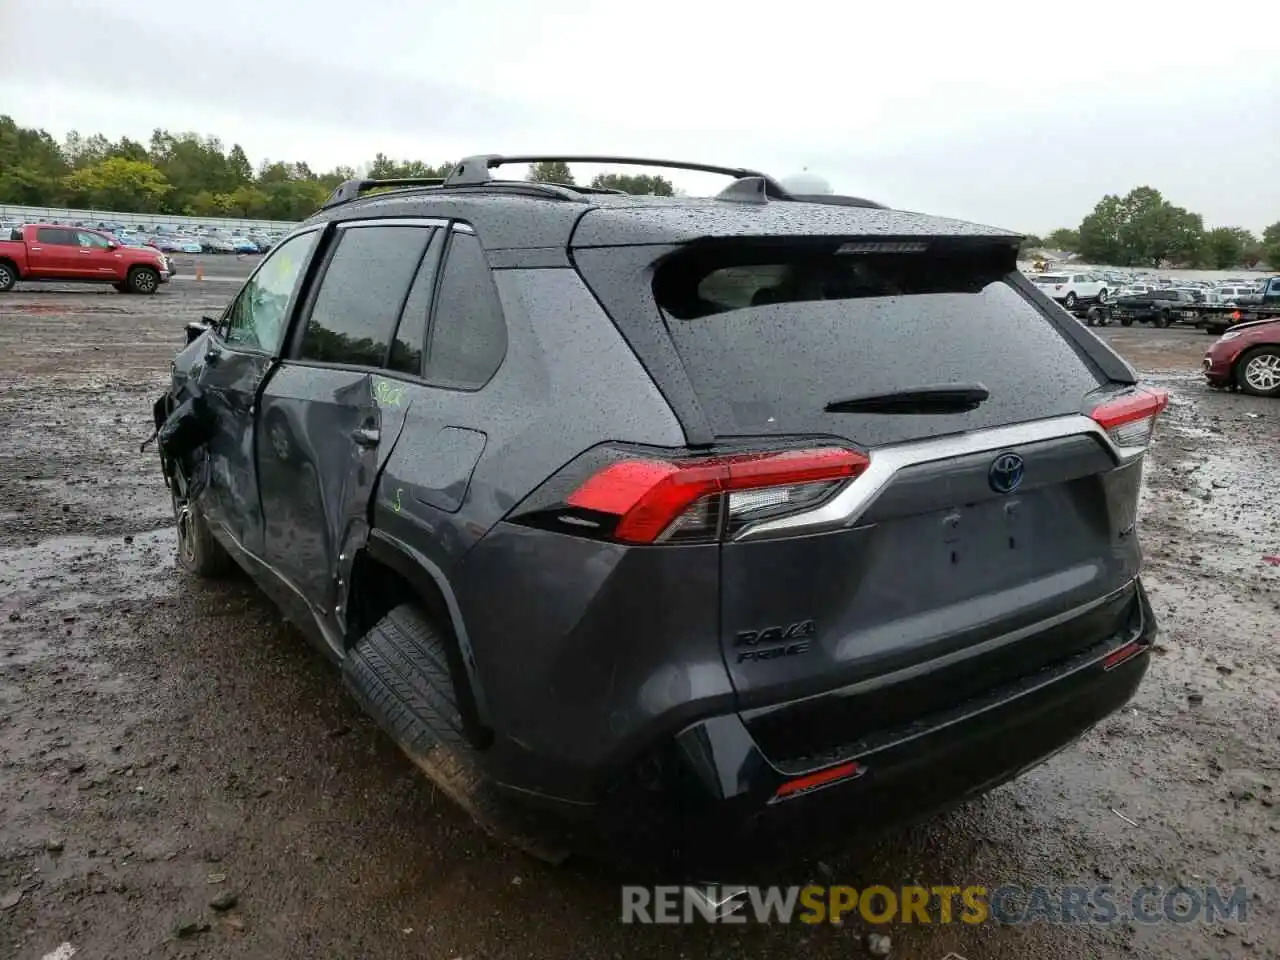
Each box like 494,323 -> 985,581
824,383 -> 990,415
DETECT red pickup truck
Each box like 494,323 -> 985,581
0,224 -> 171,293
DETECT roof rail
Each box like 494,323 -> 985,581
321,176 -> 598,210
444,154 -> 795,198
322,177 -> 445,209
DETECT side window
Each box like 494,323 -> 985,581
1268,278 -> 1280,296
426,231 -> 508,388
388,229 -> 443,375
224,231 -> 317,353
299,225 -> 431,368
77,231 -> 110,249
37,227 -> 75,245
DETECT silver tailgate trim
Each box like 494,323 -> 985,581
733,414 -> 1123,542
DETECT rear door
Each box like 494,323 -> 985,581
30,227 -> 80,277
258,219 -> 439,638
649,241 -> 1140,747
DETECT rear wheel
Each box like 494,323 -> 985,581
1236,347 -> 1280,398
172,493 -> 234,577
128,266 -> 160,294
1064,292 -> 1078,309
1120,316 -> 1134,327
343,604 -> 569,863
0,260 -> 16,292
1154,310 -> 1171,329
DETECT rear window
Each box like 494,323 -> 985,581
652,243 -> 1104,446
1036,274 -> 1070,283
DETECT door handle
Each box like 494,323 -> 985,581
352,426 -> 381,447
79,249 -> 93,254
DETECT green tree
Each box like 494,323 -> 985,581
1044,228 -> 1080,252
62,157 -> 171,211
1077,187 -> 1206,266
589,172 -> 674,195
1205,227 -> 1257,270
1263,222 -> 1280,270
227,144 -> 254,184
368,153 -> 452,180
0,115 -> 70,204
527,160 -> 575,185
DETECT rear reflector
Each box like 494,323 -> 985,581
1089,388 -> 1169,454
1102,640 -> 1146,670
566,447 -> 867,544
773,761 -> 863,801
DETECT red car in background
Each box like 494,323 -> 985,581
1203,318 -> 1280,398
0,224 -> 170,293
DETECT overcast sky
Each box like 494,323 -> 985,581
2,0 -> 1276,234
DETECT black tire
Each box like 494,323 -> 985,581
172,493 -> 234,578
1154,310 -> 1171,329
344,604 -> 568,863
127,266 -> 160,294
0,259 -> 16,292
1064,292 -> 1078,309
1098,288 -> 1108,303
1235,346 -> 1280,398
1120,317 -> 1134,327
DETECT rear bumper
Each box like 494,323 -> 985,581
506,580 -> 1157,875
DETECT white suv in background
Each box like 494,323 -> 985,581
1033,272 -> 1110,308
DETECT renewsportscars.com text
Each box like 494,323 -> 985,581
621,884 -> 1248,925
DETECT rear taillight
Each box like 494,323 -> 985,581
1089,388 -> 1169,454
523,446 -> 868,544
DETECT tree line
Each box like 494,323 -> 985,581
0,117 -> 674,222
2,116 -> 1272,266
1023,186 -> 1278,271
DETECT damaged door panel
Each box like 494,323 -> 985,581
257,368 -> 410,646
257,221 -> 435,647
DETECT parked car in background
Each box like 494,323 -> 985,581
1110,288 -> 1198,327
0,224 -> 168,293
1203,319 -> 1280,397
174,237 -> 203,254
1031,272 -> 1109,308
229,236 -> 259,254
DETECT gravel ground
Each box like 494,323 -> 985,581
1,284 -> 1277,960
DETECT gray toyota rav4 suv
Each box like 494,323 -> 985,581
154,155 -> 1164,875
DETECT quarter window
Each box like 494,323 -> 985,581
224,231 -> 317,352
426,231 -> 507,388
299,225 -> 431,368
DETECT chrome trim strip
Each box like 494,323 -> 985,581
734,414 -> 1124,542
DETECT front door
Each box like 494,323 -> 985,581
195,229 -> 321,558
74,230 -> 122,280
